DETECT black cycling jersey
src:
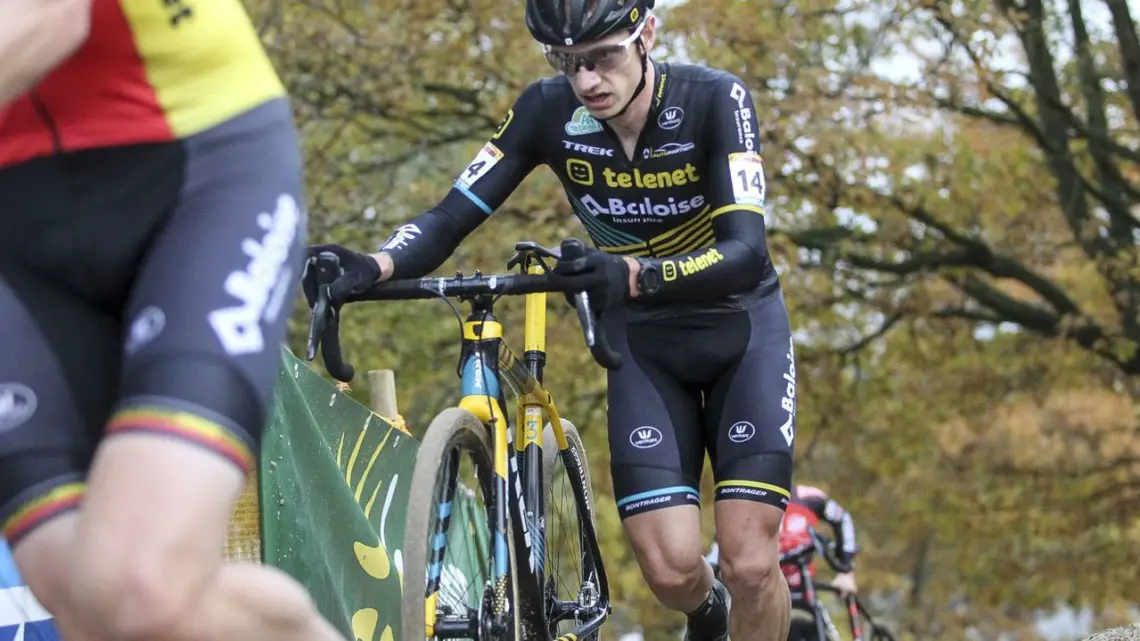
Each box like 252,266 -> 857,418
379,60 -> 797,518
379,60 -> 780,319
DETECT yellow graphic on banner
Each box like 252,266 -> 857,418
336,413 -> 402,640
352,607 -> 395,641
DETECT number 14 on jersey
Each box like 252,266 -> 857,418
728,152 -> 766,207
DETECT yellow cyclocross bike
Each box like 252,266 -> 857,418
306,238 -> 619,641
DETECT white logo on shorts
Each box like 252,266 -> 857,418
209,194 -> 301,356
779,337 -> 796,447
728,421 -> 756,443
0,383 -> 37,432
125,306 -> 166,355
630,426 -> 663,449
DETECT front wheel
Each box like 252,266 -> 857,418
402,408 -> 521,641
542,419 -> 603,640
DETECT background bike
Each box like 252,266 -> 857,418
307,239 -> 617,641
779,529 -> 897,641
705,530 -> 896,641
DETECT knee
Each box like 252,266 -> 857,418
638,545 -> 707,600
718,541 -> 782,598
69,542 -> 205,641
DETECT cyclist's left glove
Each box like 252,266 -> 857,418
302,244 -> 382,307
548,246 -> 631,312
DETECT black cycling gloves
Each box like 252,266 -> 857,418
302,244 -> 382,306
548,243 -> 631,312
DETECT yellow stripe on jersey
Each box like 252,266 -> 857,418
120,0 -> 287,138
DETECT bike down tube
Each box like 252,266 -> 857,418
456,306 -> 553,637
847,594 -> 865,641
813,585 -> 865,641
455,311 -> 518,631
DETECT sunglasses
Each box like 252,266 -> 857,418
543,19 -> 647,75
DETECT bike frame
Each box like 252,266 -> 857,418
814,583 -> 866,641
788,554 -> 844,641
784,529 -> 891,641
427,253 -> 611,640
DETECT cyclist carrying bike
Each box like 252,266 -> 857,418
710,484 -> 860,641
308,1 -> 796,639
0,2 -> 344,641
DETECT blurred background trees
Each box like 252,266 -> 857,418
247,0 -> 1139,637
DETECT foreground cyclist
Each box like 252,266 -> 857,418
0,2 -> 344,641
308,1 -> 795,639
709,484 -> 860,640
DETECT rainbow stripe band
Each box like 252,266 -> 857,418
2,482 -> 86,545
106,405 -> 255,473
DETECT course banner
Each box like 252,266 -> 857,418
260,348 -> 420,640
0,347 -> 491,641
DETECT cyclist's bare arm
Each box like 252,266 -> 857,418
0,0 -> 92,107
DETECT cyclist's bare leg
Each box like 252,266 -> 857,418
15,435 -> 345,641
621,504 -> 713,612
13,516 -> 90,641
713,500 -> 789,641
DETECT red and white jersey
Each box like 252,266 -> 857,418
779,484 -> 857,588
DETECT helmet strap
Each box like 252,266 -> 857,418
598,43 -> 649,122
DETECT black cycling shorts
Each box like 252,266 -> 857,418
604,292 -> 797,520
0,98 -> 306,546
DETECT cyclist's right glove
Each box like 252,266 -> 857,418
302,244 -> 382,307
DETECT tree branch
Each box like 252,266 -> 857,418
928,306 -> 1007,324
1067,0 -> 1135,241
1102,0 -> 1140,126
838,313 -> 904,354
890,197 -> 1084,315
947,272 -> 1066,332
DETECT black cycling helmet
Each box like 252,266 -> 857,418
526,0 -> 655,47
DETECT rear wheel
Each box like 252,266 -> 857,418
402,408 -> 521,641
542,419 -> 602,640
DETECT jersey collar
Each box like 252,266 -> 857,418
648,60 -> 669,122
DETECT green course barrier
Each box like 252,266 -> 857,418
259,348 -> 487,640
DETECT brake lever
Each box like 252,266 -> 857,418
573,292 -> 623,370
320,303 -> 355,382
558,238 -> 623,370
305,254 -> 339,361
304,252 -> 356,382
306,291 -> 328,362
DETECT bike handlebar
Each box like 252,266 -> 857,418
778,528 -> 853,574
304,239 -> 624,382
